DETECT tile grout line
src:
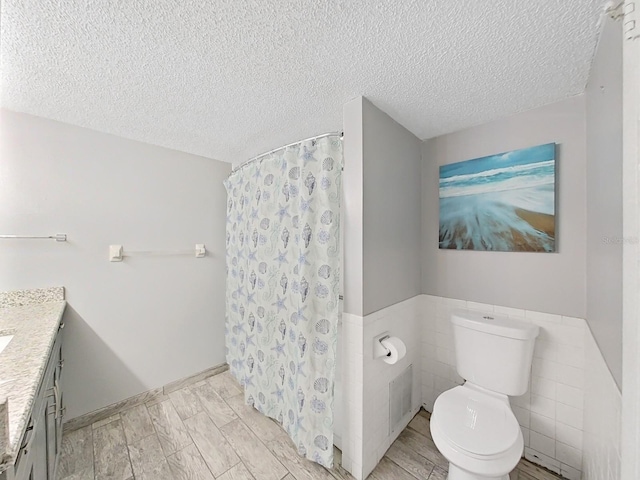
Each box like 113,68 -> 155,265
120,404 -> 167,478
197,380 -> 240,479
135,404 -> 163,477
218,397 -> 289,477
383,455 -> 423,480
181,407 -> 225,480
174,379 -> 240,480
91,425 -> 96,480
122,417 -> 136,480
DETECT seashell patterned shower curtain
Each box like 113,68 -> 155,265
224,135 -> 342,467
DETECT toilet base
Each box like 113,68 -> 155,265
447,463 -> 509,480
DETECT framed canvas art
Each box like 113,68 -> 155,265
439,143 -> 556,252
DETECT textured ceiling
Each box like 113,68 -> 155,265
1,1 -> 606,163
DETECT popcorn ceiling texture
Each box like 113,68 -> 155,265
0,1 -> 605,163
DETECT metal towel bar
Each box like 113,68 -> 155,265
0,234 -> 67,242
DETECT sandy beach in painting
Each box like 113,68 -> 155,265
439,144 -> 556,252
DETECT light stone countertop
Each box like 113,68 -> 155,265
0,288 -> 66,473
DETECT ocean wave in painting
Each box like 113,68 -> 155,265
439,144 -> 556,252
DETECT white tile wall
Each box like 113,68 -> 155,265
339,297 -> 422,480
362,296 -> 422,478
421,295 -> 587,479
338,293 -> 621,479
339,312 -> 364,478
582,326 -> 622,479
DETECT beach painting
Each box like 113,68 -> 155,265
439,143 -> 556,252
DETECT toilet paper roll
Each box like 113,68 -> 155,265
381,336 -> 407,365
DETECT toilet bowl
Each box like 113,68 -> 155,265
431,384 -> 523,479
429,310 -> 539,480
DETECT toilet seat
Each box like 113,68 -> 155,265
431,385 -> 520,458
430,385 -> 524,478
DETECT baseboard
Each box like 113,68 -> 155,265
63,362 -> 229,432
163,363 -> 229,394
334,433 -> 342,450
62,387 -> 163,433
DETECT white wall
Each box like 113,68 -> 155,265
583,324 -> 622,479
422,96 -> 587,318
586,15 -> 623,388
421,295 -> 587,480
621,9 -> 640,478
0,109 -> 230,419
338,314 -> 364,478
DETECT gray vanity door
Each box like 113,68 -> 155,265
31,416 -> 47,480
55,326 -> 65,464
12,326 -> 64,480
46,394 -> 57,479
45,331 -> 63,480
13,417 -> 36,480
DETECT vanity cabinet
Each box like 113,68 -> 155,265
7,323 -> 64,480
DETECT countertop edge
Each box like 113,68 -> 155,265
0,301 -> 66,474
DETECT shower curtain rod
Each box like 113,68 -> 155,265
231,131 -> 343,173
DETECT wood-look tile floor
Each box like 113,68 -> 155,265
58,371 -> 562,480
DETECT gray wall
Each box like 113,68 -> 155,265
342,97 -> 365,316
0,110 -> 231,419
586,17 -> 623,387
342,97 -> 422,316
422,96 -> 587,318
362,99 -> 422,315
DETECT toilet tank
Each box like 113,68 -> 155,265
452,310 -> 539,396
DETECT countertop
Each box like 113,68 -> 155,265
0,288 -> 66,473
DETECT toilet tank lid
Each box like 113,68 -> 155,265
451,309 -> 539,340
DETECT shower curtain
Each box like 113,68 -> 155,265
224,135 -> 342,467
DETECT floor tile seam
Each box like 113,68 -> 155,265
90,422 -> 101,480
396,428 -> 430,460
277,468 -> 290,480
122,416 -> 156,448
91,412 -> 121,432
405,425 -> 428,438
144,402 -> 162,457
59,425 -> 96,480
203,380 -> 240,408
118,418 -> 136,480
168,385 -> 207,422
139,402 -> 194,474
382,454 -> 424,480
197,390 -> 239,429
384,445 -> 436,476
181,405 -> 238,480
183,431 -> 228,480
229,403 -> 282,452
91,413 -> 121,432
227,398 -> 346,480
219,415 -> 289,477
90,425 -> 96,480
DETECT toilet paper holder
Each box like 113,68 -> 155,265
373,332 -> 392,359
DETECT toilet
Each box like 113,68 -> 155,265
430,310 -> 539,480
